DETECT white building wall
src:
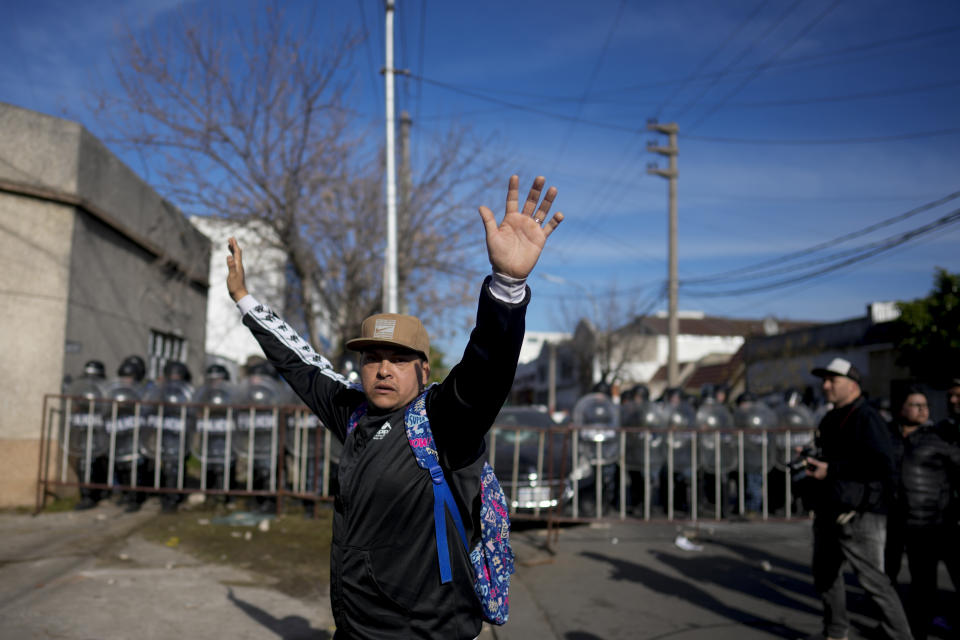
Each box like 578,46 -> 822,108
190,217 -> 287,368
518,331 -> 570,365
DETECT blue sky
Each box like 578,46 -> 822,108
3,0 -> 959,356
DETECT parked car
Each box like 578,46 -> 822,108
487,406 -> 567,515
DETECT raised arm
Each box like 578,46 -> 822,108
226,237 -> 249,302
478,174 -> 564,279
431,176 -> 566,467
225,236 -> 358,441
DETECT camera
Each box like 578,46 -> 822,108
788,444 -> 822,480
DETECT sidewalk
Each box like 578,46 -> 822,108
500,519 -> 866,640
0,501 -> 336,639
2,504 -> 951,639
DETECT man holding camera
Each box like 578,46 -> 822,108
805,358 -> 912,640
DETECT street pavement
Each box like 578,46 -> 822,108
1,503 -> 954,639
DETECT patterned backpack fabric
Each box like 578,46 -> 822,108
347,389 -> 514,625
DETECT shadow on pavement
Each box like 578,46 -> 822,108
580,551 -> 806,639
227,588 -> 332,639
647,549 -> 821,616
702,536 -> 881,625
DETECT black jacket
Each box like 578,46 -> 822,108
890,422 -> 960,528
242,277 -> 527,639
812,396 -> 899,517
936,416 -> 960,445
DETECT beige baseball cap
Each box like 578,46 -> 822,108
346,313 -> 430,360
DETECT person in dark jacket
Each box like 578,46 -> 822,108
226,175 -> 565,639
935,377 -> 960,444
886,386 -> 960,639
805,358 -> 913,640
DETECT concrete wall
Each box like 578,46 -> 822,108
0,192 -> 75,505
63,209 -> 208,380
0,103 -> 211,506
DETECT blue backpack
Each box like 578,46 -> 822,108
347,389 -> 514,625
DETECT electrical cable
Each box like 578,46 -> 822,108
686,0 -> 845,132
357,0 -> 383,105
657,0 -> 772,119
549,0 -> 626,175
412,73 -> 960,146
673,0 -> 805,121
679,208 -> 960,297
680,190 -> 960,284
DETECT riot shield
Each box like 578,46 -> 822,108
696,401 -> 737,474
233,376 -> 282,492
285,405 -> 342,495
664,400 -> 696,471
63,378 -> 109,484
141,381 -> 193,464
624,401 -> 669,472
734,402 -> 778,474
102,382 -> 143,466
571,392 -> 619,465
773,403 -> 816,470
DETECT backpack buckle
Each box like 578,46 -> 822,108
428,464 -> 444,485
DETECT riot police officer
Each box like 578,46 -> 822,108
65,360 -> 109,510
192,363 -> 238,503
236,360 -> 283,512
142,360 -> 194,512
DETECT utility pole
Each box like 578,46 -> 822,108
646,121 -> 679,387
548,341 -> 557,415
382,0 -> 399,313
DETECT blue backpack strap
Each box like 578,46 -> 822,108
403,388 -> 469,584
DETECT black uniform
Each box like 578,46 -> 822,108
887,422 -> 960,639
241,277 -> 526,639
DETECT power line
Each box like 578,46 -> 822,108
680,190 -> 960,285
680,208 -> 960,297
729,79 -> 960,107
595,24 -> 960,100
655,0 -> 772,119
673,0 -> 805,121
549,0 -> 626,174
683,128 -> 960,145
686,0 -> 845,132
413,73 -> 960,145
356,0 -> 383,106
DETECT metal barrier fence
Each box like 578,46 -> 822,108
38,394 -> 815,523
489,425 -> 816,524
37,394 -> 338,513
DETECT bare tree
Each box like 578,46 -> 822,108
565,285 -> 656,392
94,2 -> 501,363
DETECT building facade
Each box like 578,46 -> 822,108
0,104 -> 210,506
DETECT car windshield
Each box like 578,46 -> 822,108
494,408 -> 554,443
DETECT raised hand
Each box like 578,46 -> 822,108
226,237 -> 249,302
478,175 -> 564,279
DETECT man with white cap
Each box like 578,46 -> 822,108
226,175 -> 564,639
805,357 -> 912,640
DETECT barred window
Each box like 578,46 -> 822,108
148,330 -> 187,380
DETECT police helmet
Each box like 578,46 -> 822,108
591,381 -> 612,396
83,360 -> 106,379
247,361 -> 278,379
119,355 -> 146,382
163,360 -> 192,383
205,364 -> 230,382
